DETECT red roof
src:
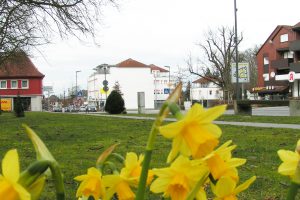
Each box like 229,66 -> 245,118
149,64 -> 169,72
116,58 -> 149,68
0,53 -> 44,78
192,77 -> 218,84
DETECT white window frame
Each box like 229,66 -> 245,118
21,79 -> 29,89
0,80 -> 7,89
280,34 -> 288,42
263,57 -> 269,65
11,80 -> 18,89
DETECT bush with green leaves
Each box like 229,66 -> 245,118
14,95 -> 25,117
104,90 -> 125,114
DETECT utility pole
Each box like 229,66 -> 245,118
75,70 -> 81,108
234,0 -> 239,100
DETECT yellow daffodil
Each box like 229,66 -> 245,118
121,152 -> 153,186
205,141 -> 246,181
212,176 -> 256,200
277,139 -> 300,182
150,155 -> 208,200
103,175 -> 135,200
102,152 -> 153,200
74,167 -> 105,200
159,103 -> 226,162
0,149 -> 30,200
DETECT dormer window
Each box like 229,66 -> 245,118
280,34 -> 288,42
11,80 -> 18,89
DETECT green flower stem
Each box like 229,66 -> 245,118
48,161 -> 65,200
287,182 -> 300,200
103,161 -> 119,174
136,102 -> 169,200
186,171 -> 209,200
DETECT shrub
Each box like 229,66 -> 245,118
14,95 -> 25,117
104,90 -> 125,114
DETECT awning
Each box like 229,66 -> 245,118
251,86 -> 289,95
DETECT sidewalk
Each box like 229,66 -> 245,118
85,113 -> 300,130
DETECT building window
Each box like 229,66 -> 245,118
0,80 -> 7,89
11,80 -> 18,89
283,51 -> 294,59
263,57 -> 269,65
21,80 -> 29,89
209,90 -> 212,95
280,34 -> 288,42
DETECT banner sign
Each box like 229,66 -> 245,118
231,63 -> 250,83
1,98 -> 12,111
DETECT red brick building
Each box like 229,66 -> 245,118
0,52 -> 44,111
256,22 -> 300,97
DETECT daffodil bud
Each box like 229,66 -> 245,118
18,160 -> 50,187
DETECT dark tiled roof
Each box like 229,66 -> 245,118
116,58 -> 149,68
0,53 -> 44,78
149,64 -> 169,72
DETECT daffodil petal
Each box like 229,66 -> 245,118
2,149 -> 19,182
167,136 -> 182,163
186,103 -> 205,120
278,161 -> 298,176
202,124 -> 222,138
234,176 -> 256,194
159,120 -> 185,138
214,176 -> 236,197
74,175 -> 88,181
87,167 -> 102,177
102,175 -> 122,187
150,177 -> 171,193
200,105 -> 227,122
14,183 -> 31,200
125,152 -> 138,169
227,158 -> 247,168
278,150 -> 298,162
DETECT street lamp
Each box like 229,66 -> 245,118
165,66 -> 171,93
75,70 -> 81,99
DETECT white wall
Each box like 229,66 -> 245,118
30,96 -> 42,111
191,82 -> 222,100
88,67 -> 154,109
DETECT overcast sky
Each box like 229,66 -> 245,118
31,0 -> 300,95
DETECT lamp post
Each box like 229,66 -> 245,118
165,66 -> 171,94
234,0 -> 239,100
75,70 -> 81,100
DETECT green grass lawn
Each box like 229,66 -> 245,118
0,112 -> 299,199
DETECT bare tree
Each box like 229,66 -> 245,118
0,0 -> 118,62
188,26 -> 243,96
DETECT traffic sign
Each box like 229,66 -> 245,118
289,71 -> 295,82
103,80 -> 108,86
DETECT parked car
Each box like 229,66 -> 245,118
79,106 -> 86,112
53,106 -> 62,112
87,105 -> 97,112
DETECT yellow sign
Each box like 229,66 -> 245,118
100,88 -> 111,95
1,98 -> 12,111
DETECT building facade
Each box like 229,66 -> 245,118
87,58 -> 175,109
256,22 -> 300,98
0,53 -> 44,111
190,77 -> 223,106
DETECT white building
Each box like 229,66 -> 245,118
150,64 -> 175,107
190,77 -> 223,105
88,59 -> 176,109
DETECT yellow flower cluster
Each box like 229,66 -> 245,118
75,152 -> 153,200
74,103 -> 256,200
151,104 -> 256,199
